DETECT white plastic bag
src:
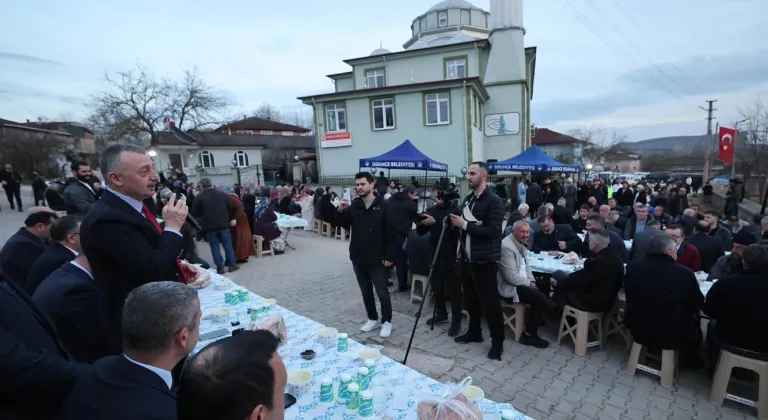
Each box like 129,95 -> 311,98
417,377 -> 482,420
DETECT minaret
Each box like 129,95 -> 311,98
484,0 -> 525,83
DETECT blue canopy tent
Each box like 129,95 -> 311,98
359,139 -> 448,172
359,140 -> 448,207
488,145 -> 580,173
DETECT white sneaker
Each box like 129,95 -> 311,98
379,322 -> 392,338
360,320 -> 380,332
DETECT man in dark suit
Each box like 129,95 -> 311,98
32,255 -> 107,363
552,197 -> 573,225
177,330 -> 288,420
80,143 -> 190,355
0,272 -> 88,419
552,229 -> 625,313
25,215 -> 81,295
530,215 -> 582,254
605,210 -> 624,237
685,220 -> 725,273
629,219 -> 665,262
0,207 -> 57,287
624,235 -> 704,369
0,163 -> 23,211
579,215 -> 628,262
58,281 -> 201,420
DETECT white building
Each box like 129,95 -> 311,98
298,0 -> 536,177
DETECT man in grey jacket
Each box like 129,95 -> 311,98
62,161 -> 98,216
497,220 -> 555,348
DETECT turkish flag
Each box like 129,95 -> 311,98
719,126 -> 737,164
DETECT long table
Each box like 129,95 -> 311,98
195,271 -> 531,419
527,253 -> 713,297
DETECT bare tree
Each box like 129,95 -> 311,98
249,103 -> 312,131
734,98 -> 768,200
0,127 -> 73,177
251,103 -> 283,122
87,65 -> 229,146
569,125 -> 632,169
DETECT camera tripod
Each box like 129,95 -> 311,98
401,212 -> 486,365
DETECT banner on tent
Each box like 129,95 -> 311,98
489,163 -> 543,172
361,160 -> 447,171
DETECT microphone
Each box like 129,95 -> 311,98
159,188 -> 202,231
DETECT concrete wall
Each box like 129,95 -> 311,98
352,46 -> 481,88
155,147 -> 264,185
335,77 -> 353,92
482,82 -> 525,161
314,87 -> 468,174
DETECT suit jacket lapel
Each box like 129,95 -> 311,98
102,191 -> 160,239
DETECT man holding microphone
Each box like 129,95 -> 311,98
81,144 -> 190,356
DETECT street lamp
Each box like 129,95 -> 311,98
147,149 -> 157,157
585,163 -> 594,180
230,159 -> 242,186
732,119 -> 750,177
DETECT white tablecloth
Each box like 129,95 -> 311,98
528,253 -> 712,297
276,213 -> 309,229
194,272 -> 530,419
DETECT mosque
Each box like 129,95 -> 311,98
298,0 -> 535,174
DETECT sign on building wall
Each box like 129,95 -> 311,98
484,112 -> 521,137
321,132 -> 352,148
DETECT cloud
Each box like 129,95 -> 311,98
534,50 -> 768,126
0,81 -> 83,105
0,51 -> 61,66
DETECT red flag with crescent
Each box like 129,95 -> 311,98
718,126 -> 736,165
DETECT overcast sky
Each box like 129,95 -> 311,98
0,0 -> 766,141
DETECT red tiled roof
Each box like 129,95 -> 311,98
531,128 -> 582,145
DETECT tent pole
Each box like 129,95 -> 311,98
423,170 -> 428,212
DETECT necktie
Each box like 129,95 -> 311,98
141,205 -> 188,283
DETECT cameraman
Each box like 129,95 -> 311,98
449,162 -> 506,360
417,187 -> 462,337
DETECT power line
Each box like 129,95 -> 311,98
609,0 -> 704,93
553,0 -> 689,102
583,0 -> 694,98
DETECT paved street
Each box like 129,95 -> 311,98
0,188 -> 759,419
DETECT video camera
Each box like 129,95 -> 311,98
434,177 -> 461,203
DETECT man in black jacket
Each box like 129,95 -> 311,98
0,208 -> 57,287
686,220 -> 725,273
703,210 -> 733,251
552,229 -> 624,313
530,215 -> 582,254
24,215 -> 81,295
525,181 -> 543,216
417,190 -> 462,336
191,178 -> 239,275
625,235 -> 704,369
448,162 -> 506,360
0,163 -> 23,211
704,245 -> 768,374
385,184 -> 420,292
336,172 -> 394,338
58,281 -> 201,420
62,161 -> 98,216
0,272 -> 88,420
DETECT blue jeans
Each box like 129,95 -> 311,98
206,229 -> 237,269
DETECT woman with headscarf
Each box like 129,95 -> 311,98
227,193 -> 256,262
313,187 -> 324,222
253,187 -> 287,254
241,193 -> 256,236
299,189 -> 315,231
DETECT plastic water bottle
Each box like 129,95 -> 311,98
358,390 -> 373,418
346,383 -> 360,414
319,376 -> 334,404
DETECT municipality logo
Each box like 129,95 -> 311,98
416,162 -> 423,168
364,161 -> 370,166
536,165 -> 543,171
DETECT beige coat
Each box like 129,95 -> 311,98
497,234 -> 535,302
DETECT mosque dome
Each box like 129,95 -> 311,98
369,48 -> 391,56
426,0 -> 485,13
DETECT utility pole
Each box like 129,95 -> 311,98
701,100 -> 717,182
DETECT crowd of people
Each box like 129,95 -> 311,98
0,144 -> 291,419
3,141 -> 768,418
